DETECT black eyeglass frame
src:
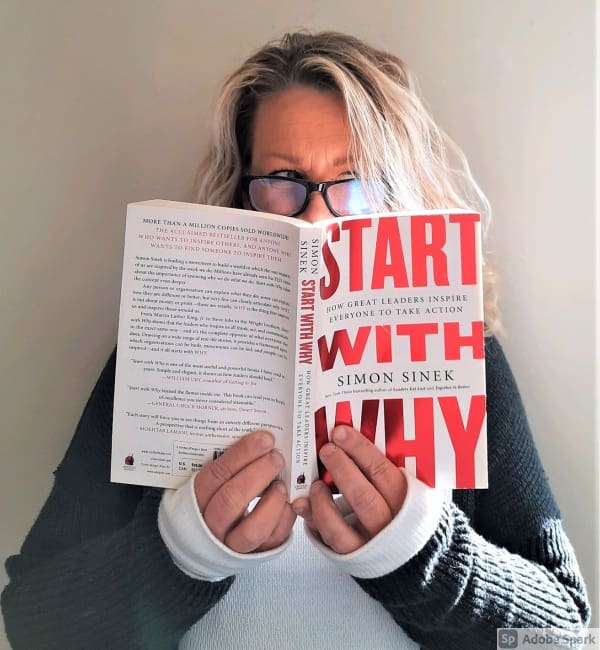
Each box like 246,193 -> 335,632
241,175 -> 368,219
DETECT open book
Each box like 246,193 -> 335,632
111,200 -> 487,498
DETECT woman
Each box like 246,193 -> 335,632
2,31 -> 590,649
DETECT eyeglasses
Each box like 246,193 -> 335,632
241,175 -> 374,218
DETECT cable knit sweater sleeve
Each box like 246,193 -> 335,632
353,337 -> 590,649
1,350 -> 232,650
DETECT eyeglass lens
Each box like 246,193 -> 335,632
326,180 -> 372,217
248,177 -> 371,217
248,178 -> 307,216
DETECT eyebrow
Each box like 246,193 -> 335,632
262,153 -> 351,168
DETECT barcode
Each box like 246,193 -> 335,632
212,449 -> 225,460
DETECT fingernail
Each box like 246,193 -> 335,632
270,450 -> 284,468
292,502 -> 306,516
333,426 -> 348,442
319,443 -> 335,459
258,431 -> 274,449
310,480 -> 329,496
273,480 -> 287,495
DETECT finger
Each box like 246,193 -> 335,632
319,442 -> 392,538
203,450 -> 284,540
225,481 -> 289,553
299,490 -> 370,544
309,480 -> 365,554
291,497 -> 315,530
256,501 -> 297,552
331,426 -> 407,515
194,431 -> 275,510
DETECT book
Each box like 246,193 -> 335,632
111,200 -> 487,498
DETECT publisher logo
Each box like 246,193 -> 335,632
124,454 -> 134,466
498,629 -> 518,649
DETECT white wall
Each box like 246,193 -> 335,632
0,1 -> 596,646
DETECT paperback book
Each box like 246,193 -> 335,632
111,200 -> 487,498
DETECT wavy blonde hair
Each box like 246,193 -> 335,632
195,31 -> 499,334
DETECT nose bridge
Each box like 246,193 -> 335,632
300,189 -> 331,223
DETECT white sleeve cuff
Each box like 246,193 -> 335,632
158,472 -> 292,581
305,469 -> 446,579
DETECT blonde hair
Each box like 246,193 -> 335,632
195,31 -> 499,334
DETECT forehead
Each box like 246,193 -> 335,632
250,86 -> 352,170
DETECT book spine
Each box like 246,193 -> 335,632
289,230 -> 321,500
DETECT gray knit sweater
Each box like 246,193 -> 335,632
1,337 -> 590,649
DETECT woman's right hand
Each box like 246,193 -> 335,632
193,430 -> 296,553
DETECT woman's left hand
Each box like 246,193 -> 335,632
292,425 -> 407,554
